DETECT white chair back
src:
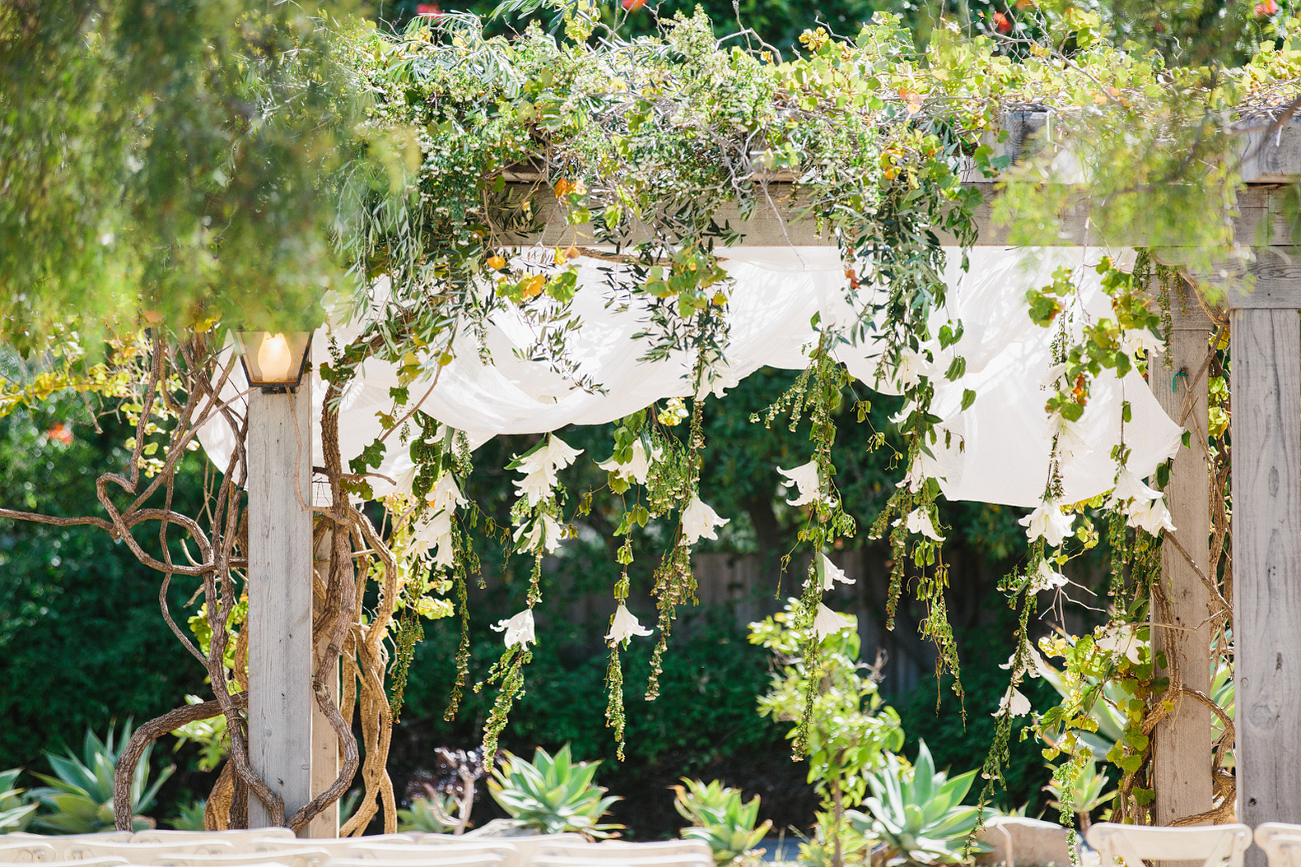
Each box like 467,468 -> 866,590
0,841 -> 58,863
326,857 -> 505,867
60,841 -> 238,863
239,837 -> 417,855
341,845 -> 511,862
1085,823 -> 1252,867
145,850 -> 331,867
1,860 -> 130,867
131,831 -> 296,846
1254,824 -> 1301,867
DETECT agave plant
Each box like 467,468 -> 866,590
487,745 -> 622,838
673,778 -> 772,865
28,721 -> 173,834
1045,758 -> 1114,832
398,790 -> 462,833
0,768 -> 37,834
847,741 -> 986,865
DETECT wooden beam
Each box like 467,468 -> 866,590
1231,307 -> 1301,867
503,183 -> 1301,252
1149,291 -> 1214,829
247,383 -> 315,833
308,541 -> 340,839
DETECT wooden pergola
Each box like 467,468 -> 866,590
248,112 -> 1301,858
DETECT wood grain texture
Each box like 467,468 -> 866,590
247,384 -> 315,834
1231,308 -> 1301,867
309,543 -> 340,839
1150,294 -> 1215,828
499,183 -> 1301,251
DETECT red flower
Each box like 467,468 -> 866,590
1256,0 -> 1279,16
621,0 -> 646,10
416,3 -> 442,17
47,423 -> 74,446
993,11 -> 1013,33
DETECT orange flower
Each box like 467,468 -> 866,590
1256,0 -> 1279,16
622,0 -> 646,10
993,11 -> 1013,33
47,423 -> 74,446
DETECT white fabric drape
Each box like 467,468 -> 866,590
197,247 -> 1182,509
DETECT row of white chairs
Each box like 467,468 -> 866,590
0,833 -> 713,867
1086,821 -> 1301,867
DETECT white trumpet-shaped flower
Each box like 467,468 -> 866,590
492,609 -> 536,649
598,439 -> 659,485
410,509 -> 456,568
994,687 -> 1032,718
777,461 -> 822,506
819,553 -> 855,591
896,456 -> 927,494
1106,467 -> 1163,509
1049,412 -> 1089,459
682,496 -> 730,545
999,643 -> 1052,680
898,508 -> 945,542
427,471 -> 467,514
513,513 -> 566,554
513,435 -> 583,506
604,604 -> 653,646
1127,496 -> 1176,535
1095,627 -> 1144,664
812,603 -> 854,640
1019,501 -> 1076,548
1028,560 -> 1069,593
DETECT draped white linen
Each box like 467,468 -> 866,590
197,246 -> 1182,509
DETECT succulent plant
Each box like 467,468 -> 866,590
673,778 -> 771,865
488,744 -> 622,839
0,768 -> 37,834
28,721 -> 173,834
847,741 -> 987,865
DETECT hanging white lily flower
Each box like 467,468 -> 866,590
598,439 -> 658,485
682,496 -> 730,545
896,456 -> 927,494
516,434 -> 583,477
1039,362 -> 1068,389
1019,501 -> 1075,548
1095,627 -> 1144,664
1027,560 -> 1069,593
604,604 -> 653,646
1121,328 -> 1164,359
994,687 -> 1032,718
777,461 -> 821,506
513,513 -> 566,554
894,348 -> 935,390
999,643 -> 1051,679
514,470 -> 554,507
899,508 -> 945,542
819,553 -> 855,592
1106,467 -> 1163,510
1127,496 -> 1176,535
411,509 -> 454,556
427,471 -> 467,514
1048,412 -> 1089,459
512,435 -> 583,505
812,603 -> 854,640
492,609 -> 536,649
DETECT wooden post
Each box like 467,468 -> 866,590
247,383 -> 315,832
1232,306 -> 1301,866
1149,295 -> 1214,827
309,538 -> 340,839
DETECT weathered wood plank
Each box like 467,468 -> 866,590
247,383 -> 315,834
1231,307 -> 1301,867
1150,292 -> 1214,830
309,540 -> 339,839
502,183 -> 1299,252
